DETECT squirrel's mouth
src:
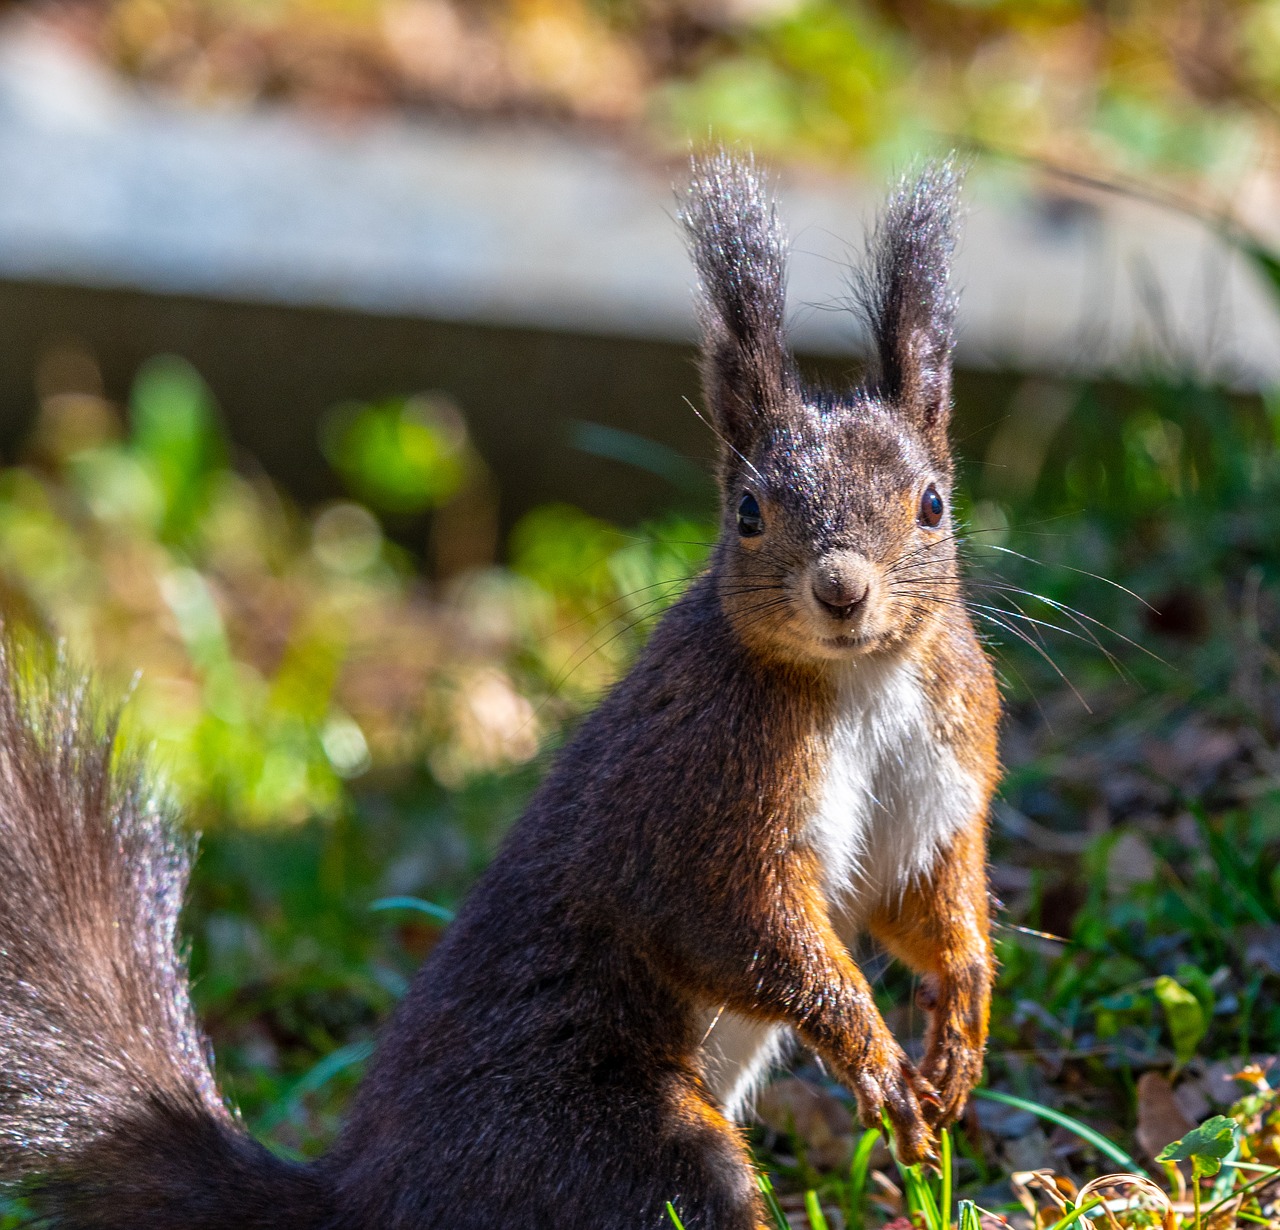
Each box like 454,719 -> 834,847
820,633 -> 874,652
805,598 -> 884,656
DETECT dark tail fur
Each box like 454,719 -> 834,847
0,648 -> 329,1228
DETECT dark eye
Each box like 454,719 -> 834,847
919,485 -> 944,528
737,492 -> 764,538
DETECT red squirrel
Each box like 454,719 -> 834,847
0,153 -> 999,1229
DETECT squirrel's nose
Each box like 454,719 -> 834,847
811,568 -> 869,620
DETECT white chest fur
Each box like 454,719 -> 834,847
699,654 -> 980,1120
807,654 -> 979,918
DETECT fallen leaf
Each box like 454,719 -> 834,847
1195,1056 -> 1275,1105
1172,1078 -> 1210,1123
1135,1071 -> 1194,1161
1106,831 -> 1157,893
974,1095 -> 1037,1139
1243,925 -> 1280,977
1001,1126 -> 1053,1173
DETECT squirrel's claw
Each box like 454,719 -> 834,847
848,1051 -> 938,1166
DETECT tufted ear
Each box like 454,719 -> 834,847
681,151 -> 795,459
855,160 -> 961,455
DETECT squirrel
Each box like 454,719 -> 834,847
0,152 -> 999,1230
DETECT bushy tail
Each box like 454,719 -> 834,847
0,647 -> 331,1228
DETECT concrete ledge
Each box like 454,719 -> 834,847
0,22 -> 1276,385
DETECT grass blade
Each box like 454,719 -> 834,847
369,896 -> 456,923
972,1089 -> 1140,1170
940,1127 -> 953,1226
570,421 -> 712,498
847,1127 -> 880,1230
1237,238 -> 1280,316
804,1189 -> 830,1230
666,1202 -> 686,1229
900,1163 -> 942,1230
758,1172 -> 790,1230
1202,1164 -> 1280,1219
255,1039 -> 375,1133
1044,1197 -> 1105,1230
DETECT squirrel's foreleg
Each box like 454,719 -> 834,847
868,818 -> 994,1128
662,848 -> 939,1164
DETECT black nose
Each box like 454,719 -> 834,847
812,572 -> 868,619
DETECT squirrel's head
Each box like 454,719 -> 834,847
682,152 -> 962,665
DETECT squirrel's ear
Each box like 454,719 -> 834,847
681,151 -> 794,453
856,161 -> 961,452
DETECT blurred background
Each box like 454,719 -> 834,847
2,1 -> 1280,1226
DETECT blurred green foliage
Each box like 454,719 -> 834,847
68,0 -> 1280,196
3,353 -> 386,823
659,0 -> 1276,186
0,352 -> 707,832
320,395 -> 470,516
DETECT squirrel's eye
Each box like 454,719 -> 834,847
737,492 -> 764,538
919,485 -> 944,529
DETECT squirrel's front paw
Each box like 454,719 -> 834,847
845,1044 -> 939,1166
917,974 -> 989,1127
920,1027 -> 983,1127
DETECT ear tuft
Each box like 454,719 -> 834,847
855,159 -> 962,447
681,150 -> 793,451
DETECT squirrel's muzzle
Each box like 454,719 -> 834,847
810,552 -> 874,621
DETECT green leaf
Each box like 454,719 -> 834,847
1173,964 -> 1216,1022
1154,974 -> 1208,1065
1156,1115 -> 1238,1179
666,1202 -> 686,1229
